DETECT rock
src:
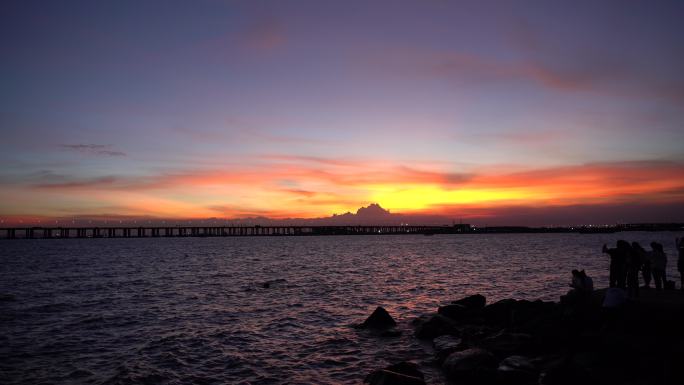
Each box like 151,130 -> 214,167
510,300 -> 556,327
365,362 -> 425,385
437,303 -> 469,321
379,329 -> 402,338
459,324 -> 499,345
442,348 -> 497,381
499,355 -> 537,372
452,294 -> 486,310
362,307 -> 397,329
538,356 -> 588,385
481,299 -> 517,325
497,355 -> 539,385
384,362 -> 424,380
432,335 -> 464,362
363,370 -> 425,385
414,314 -> 457,339
480,330 -> 533,357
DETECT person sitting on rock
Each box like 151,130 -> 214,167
650,242 -> 667,291
562,269 -> 594,305
632,242 -> 650,288
676,238 -> 684,291
570,269 -> 594,294
603,241 -> 629,288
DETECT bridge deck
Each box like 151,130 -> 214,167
0,225 -> 469,239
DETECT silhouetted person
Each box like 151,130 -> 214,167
570,269 -> 594,293
676,238 -> 684,291
603,240 -> 629,288
650,242 -> 667,291
632,242 -> 650,288
625,244 -> 640,297
562,269 -> 594,305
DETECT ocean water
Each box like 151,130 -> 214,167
1,232 -> 682,384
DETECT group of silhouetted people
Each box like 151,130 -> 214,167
602,238 -> 684,297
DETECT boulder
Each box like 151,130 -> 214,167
442,348 -> 497,381
452,294 -> 486,310
365,362 -> 425,385
510,300 -> 556,327
362,307 -> 397,329
383,362 -> 424,380
481,299 -> 517,325
432,335 -> 464,362
480,330 -> 533,357
537,356 -> 589,385
414,314 -> 457,339
437,303 -> 469,321
497,355 -> 539,385
459,324 -> 499,345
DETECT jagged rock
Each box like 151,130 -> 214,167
365,362 -> 425,385
362,306 -> 397,329
452,294 -> 486,310
480,330 -> 533,357
442,348 -> 497,381
438,303 -> 469,321
414,314 -> 457,339
432,335 -> 464,362
497,355 -> 539,385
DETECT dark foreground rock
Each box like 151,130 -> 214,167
452,294 -> 486,310
479,331 -> 533,357
365,290 -> 684,384
497,355 -> 538,385
413,313 -> 457,339
361,306 -> 397,329
442,348 -> 497,382
364,362 -> 425,385
432,290 -> 684,385
432,335 -> 464,362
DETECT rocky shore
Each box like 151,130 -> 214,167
361,289 -> 684,385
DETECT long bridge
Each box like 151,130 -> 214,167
0,225 -> 471,240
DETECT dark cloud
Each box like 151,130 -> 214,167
32,176 -> 119,189
60,144 -> 126,157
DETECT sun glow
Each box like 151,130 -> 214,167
368,184 -> 540,212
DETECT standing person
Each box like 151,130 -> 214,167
633,242 -> 651,288
676,238 -> 684,291
603,240 -> 629,289
626,244 -> 640,297
650,242 -> 667,291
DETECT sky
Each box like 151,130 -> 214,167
1,0 -> 684,226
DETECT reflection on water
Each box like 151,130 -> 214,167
1,232 -> 682,384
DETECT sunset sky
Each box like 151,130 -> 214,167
1,0 -> 683,225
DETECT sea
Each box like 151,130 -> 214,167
1,232 -> 682,384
